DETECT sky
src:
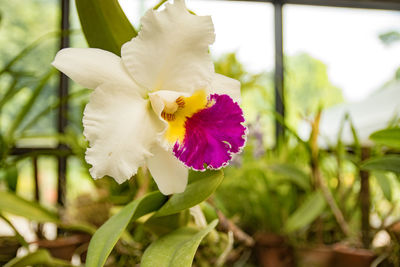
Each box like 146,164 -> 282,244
119,0 -> 400,102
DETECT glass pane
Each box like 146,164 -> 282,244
0,0 -> 59,146
284,4 -> 400,129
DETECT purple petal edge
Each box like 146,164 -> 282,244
173,94 -> 247,171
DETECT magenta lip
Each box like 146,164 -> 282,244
173,94 -> 246,171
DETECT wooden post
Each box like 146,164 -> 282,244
360,147 -> 371,248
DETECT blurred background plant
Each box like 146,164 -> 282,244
0,0 -> 400,266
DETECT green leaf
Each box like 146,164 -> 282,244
374,172 -> 392,201
284,191 -> 326,233
0,32 -> 58,76
370,128 -> 400,149
154,170 -> 224,218
268,163 -> 311,191
361,155 -> 400,174
145,211 -> 189,236
76,0 -> 137,56
0,191 -> 59,223
86,191 -> 166,267
0,192 -> 95,235
6,70 -> 55,139
379,31 -> 400,46
200,202 -> 218,223
4,249 -> 73,267
141,220 -> 218,267
5,166 -> 18,192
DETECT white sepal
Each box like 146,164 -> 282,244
121,0 -> 215,93
52,48 -> 136,91
147,145 -> 188,195
83,83 -> 164,183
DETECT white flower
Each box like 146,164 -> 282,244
52,0 -> 244,195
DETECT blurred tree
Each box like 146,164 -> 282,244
0,0 -> 59,137
379,29 -> 400,85
379,30 -> 400,46
0,0 -> 57,70
285,53 -> 344,129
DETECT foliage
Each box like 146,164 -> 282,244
76,0 -> 137,56
141,220 -> 218,267
4,249 -> 74,267
285,53 -> 344,128
379,30 -> 400,46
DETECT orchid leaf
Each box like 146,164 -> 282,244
268,163 -> 311,191
4,249 -> 73,267
374,172 -> 392,201
76,0 -> 137,56
370,128 -> 400,149
4,165 -> 18,192
6,70 -> 55,139
361,155 -> 400,174
145,211 -> 189,236
284,191 -> 326,233
0,191 -> 96,234
0,191 -> 59,223
154,170 -> 224,218
86,191 -> 166,267
141,220 -> 218,267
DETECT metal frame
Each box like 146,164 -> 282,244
57,0 -> 70,207
227,0 -> 400,10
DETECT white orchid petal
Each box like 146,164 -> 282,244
83,83 -> 164,183
209,73 -> 241,104
147,145 -> 188,195
121,0 -> 215,93
52,48 -> 135,90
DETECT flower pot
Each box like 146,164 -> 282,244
36,234 -> 91,261
333,245 -> 376,267
0,236 -> 21,264
255,233 -> 295,267
296,246 -> 335,267
389,221 -> 400,242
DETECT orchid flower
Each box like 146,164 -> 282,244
52,0 -> 246,195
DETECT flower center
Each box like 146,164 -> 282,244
161,97 -> 185,121
164,90 -> 208,144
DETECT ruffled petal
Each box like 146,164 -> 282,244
209,73 -> 241,104
121,0 -> 215,93
83,83 -> 164,183
147,145 -> 188,195
52,48 -> 136,91
173,94 -> 246,170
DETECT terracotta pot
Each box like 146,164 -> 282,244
255,233 -> 295,267
296,246 -> 335,267
0,236 -> 21,264
333,245 -> 376,267
36,234 -> 91,261
389,221 -> 400,242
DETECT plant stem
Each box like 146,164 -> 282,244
135,167 -> 150,200
0,213 -> 29,247
310,110 -> 351,237
360,147 -> 371,248
207,199 -> 254,246
313,164 -> 351,237
153,0 -> 168,10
